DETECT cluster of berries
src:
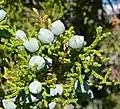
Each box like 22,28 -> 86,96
0,9 -> 94,109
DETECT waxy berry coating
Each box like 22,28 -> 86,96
29,81 -> 42,94
38,28 -> 54,44
15,30 -> 26,40
68,35 -> 84,50
23,38 -> 39,52
2,99 -> 17,109
29,56 -> 45,70
0,10 -> 6,21
51,20 -> 65,35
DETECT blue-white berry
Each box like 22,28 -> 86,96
2,99 -> 17,109
29,56 -> 45,70
15,30 -> 26,40
29,81 -> 42,94
38,28 -> 54,44
48,102 -> 56,109
50,88 -> 57,96
68,35 -> 84,50
23,38 -> 39,52
56,84 -> 63,95
26,94 -> 42,103
85,56 -> 90,62
0,10 -> 6,21
51,20 -> 65,35
50,84 -> 63,96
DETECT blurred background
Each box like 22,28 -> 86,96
0,0 -> 120,109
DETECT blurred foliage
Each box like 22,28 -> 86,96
95,15 -> 120,109
0,0 -> 68,33
62,0 -> 108,45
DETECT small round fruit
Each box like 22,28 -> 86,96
56,84 -> 63,95
2,99 -> 17,109
50,84 -> 63,96
23,38 -> 39,52
15,30 -> 26,40
50,88 -> 57,96
29,56 -> 45,70
68,35 -> 84,50
51,20 -> 65,35
48,102 -> 56,109
38,28 -> 54,44
85,56 -> 90,62
0,10 -> 6,21
29,81 -> 42,94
